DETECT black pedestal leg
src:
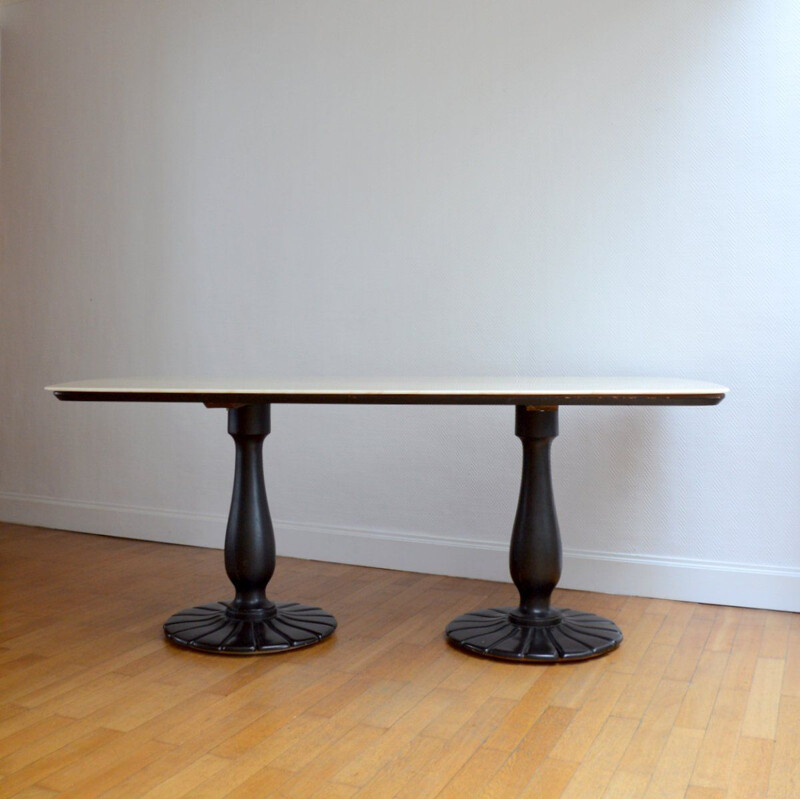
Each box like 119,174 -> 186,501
164,404 -> 337,654
445,406 -> 622,661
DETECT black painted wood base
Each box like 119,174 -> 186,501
164,601 -> 337,654
446,406 -> 623,663
163,405 -> 336,656
445,607 -> 622,661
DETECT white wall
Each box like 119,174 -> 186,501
1,0 -> 798,611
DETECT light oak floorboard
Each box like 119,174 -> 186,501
0,524 -> 797,798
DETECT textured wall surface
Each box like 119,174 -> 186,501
1,1 -> 798,608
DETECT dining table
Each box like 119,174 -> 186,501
47,376 -> 727,661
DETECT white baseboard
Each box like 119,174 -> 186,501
1,491 -> 798,612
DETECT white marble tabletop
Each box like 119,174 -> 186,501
47,377 -> 728,406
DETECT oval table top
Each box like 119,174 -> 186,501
47,377 -> 728,406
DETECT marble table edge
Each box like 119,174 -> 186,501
45,377 -> 729,404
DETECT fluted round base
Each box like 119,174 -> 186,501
445,607 -> 622,662
163,601 -> 337,654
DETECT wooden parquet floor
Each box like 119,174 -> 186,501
0,523 -> 798,798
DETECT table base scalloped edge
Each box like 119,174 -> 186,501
163,601 -> 337,654
445,607 -> 622,662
